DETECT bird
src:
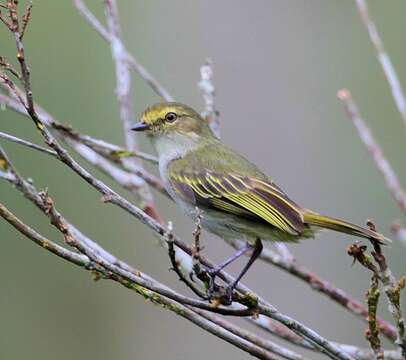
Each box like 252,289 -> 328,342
132,102 -> 386,303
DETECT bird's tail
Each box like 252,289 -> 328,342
303,211 -> 388,244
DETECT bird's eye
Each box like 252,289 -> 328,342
165,112 -> 177,123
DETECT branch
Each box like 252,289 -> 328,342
338,89 -> 406,215
0,92 -> 167,196
0,206 -> 277,360
391,222 -> 406,248
0,202 -> 90,268
193,309 -> 308,360
355,0 -> 406,130
198,58 -> 220,137
365,274 -> 383,359
226,238 -> 397,343
0,130 -> 57,157
348,230 -> 406,357
1,3 -> 396,359
0,147 -> 292,360
72,0 -> 173,102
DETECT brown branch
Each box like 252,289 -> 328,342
19,2 -> 32,40
0,55 -> 21,78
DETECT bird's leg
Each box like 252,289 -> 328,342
207,243 -> 252,297
224,238 -> 263,304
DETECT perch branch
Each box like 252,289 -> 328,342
0,202 -> 277,360
227,238 -> 397,342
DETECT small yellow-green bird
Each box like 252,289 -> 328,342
132,102 -> 386,301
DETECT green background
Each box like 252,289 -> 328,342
1,1 -> 406,359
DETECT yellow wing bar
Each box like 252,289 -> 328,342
170,171 -> 306,235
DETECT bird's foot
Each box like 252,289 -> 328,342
206,284 -> 234,306
223,285 -> 234,305
205,269 -> 235,305
206,268 -> 219,298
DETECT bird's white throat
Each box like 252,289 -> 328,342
152,132 -> 202,183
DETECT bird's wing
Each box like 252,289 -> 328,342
169,170 -> 306,235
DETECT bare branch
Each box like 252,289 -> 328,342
355,0 -> 406,130
198,58 -> 220,137
0,169 -> 280,360
194,309 -> 308,360
73,0 -> 173,101
20,2 -> 32,40
391,222 -> 406,248
365,274 -> 383,359
0,130 -> 57,157
347,221 -> 406,357
338,89 -> 406,215
227,238 -> 397,343
0,92 -> 166,195
102,0 -> 160,221
0,202 -> 90,268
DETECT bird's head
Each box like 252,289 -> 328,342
132,102 -> 214,141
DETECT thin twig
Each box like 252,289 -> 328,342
72,0 -> 173,101
20,2 -> 32,40
0,55 -> 21,78
167,221 -> 209,299
198,58 -> 220,138
0,202 -> 90,268
391,222 -> 406,248
355,0 -> 406,130
0,131 -> 57,157
338,89 -> 406,215
103,0 -> 161,222
365,274 -> 383,359
0,92 -> 166,195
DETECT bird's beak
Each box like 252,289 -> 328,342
131,122 -> 150,132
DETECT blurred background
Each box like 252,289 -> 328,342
1,1 -> 406,359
